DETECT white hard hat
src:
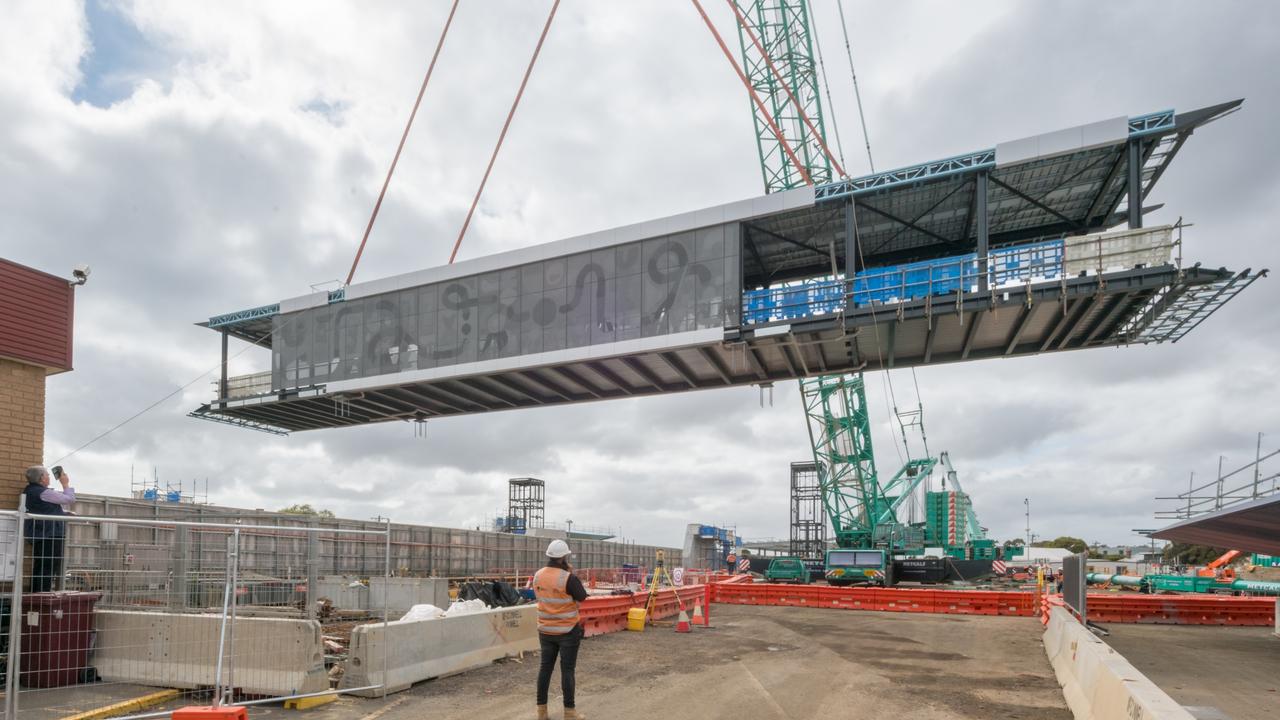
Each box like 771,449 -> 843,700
546,539 -> 572,558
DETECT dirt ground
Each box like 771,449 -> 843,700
1103,624 -> 1280,720
292,605 -> 1068,720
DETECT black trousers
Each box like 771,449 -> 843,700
30,537 -> 64,593
536,624 -> 583,708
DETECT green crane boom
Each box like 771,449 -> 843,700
731,1 -> 987,558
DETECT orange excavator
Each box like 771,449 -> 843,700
1196,549 -> 1242,580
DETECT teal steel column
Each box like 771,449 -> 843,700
976,171 -> 989,292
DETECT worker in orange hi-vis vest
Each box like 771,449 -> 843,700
533,539 -> 589,720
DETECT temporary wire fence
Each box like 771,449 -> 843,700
66,496 -> 680,582
0,498 -> 393,720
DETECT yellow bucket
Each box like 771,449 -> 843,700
626,608 -> 647,632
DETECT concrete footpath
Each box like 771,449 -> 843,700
296,605 -> 1069,720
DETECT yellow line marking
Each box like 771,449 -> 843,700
61,689 -> 182,720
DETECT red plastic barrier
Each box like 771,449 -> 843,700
708,582 -> 1041,618
578,586 -> 708,637
1085,593 -> 1274,626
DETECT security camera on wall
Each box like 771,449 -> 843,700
71,264 -> 91,286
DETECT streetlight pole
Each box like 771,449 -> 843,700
1024,498 -> 1031,561
566,519 -> 573,539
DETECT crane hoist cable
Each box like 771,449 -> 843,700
448,0 -> 561,264
830,3 -> 928,462
836,0 -> 874,173
346,0 -> 461,286
809,2 -> 847,173
724,0 -> 845,178
690,0 -> 813,187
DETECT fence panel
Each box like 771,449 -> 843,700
3,504 -> 391,720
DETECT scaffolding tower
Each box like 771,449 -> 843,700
789,461 -> 826,560
505,477 -> 545,534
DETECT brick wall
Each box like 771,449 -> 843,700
0,357 -> 46,510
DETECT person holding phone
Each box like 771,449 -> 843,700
532,539 -> 589,720
22,465 -> 77,593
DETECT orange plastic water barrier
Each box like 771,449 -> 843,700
1085,593 -> 1275,626
578,586 -> 708,638
707,583 -> 1038,617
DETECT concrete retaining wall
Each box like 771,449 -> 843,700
369,577 -> 450,615
340,605 -> 538,696
1043,606 -> 1193,720
315,576 -> 449,615
92,610 -> 329,697
316,576 -> 370,609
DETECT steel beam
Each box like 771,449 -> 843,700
989,175 -> 1082,230
856,200 -> 956,247
549,366 -> 606,399
584,360 -> 637,396
515,370 -> 577,402
1004,303 -> 1038,355
960,311 -> 984,360
886,321 -> 898,368
393,385 -> 466,414
656,352 -> 699,389
695,347 -> 734,385
415,382 -> 490,411
1081,292 -> 1137,346
1128,139 -> 1143,229
975,171 -> 989,292
473,375 -> 541,404
447,378 -> 520,408
620,356 -> 667,391
1054,297 -> 1098,351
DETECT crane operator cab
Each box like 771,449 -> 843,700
824,549 -> 888,587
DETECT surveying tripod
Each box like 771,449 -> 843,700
643,549 -> 685,625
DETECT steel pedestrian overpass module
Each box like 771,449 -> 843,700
193,100 -> 1265,433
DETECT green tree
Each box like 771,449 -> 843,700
1042,536 -> 1089,554
1161,543 -> 1231,566
278,503 -> 335,518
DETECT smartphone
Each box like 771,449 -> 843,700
51,466 -> 63,479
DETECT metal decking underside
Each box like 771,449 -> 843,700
1153,495 -> 1280,556
192,265 -> 1243,432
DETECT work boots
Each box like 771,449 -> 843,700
535,705 -> 549,720
564,709 -> 586,720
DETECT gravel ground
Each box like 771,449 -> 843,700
294,604 -> 1069,720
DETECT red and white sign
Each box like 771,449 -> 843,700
737,558 -> 750,573
992,560 -> 1007,575
672,567 -> 684,586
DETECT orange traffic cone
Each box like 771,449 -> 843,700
674,610 -> 692,633
691,600 -> 708,627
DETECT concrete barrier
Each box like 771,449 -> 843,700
368,577 -> 450,616
1043,606 -> 1193,720
93,610 -> 329,697
340,605 -> 538,696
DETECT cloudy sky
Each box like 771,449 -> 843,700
3,0 -> 1277,550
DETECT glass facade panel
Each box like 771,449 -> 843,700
268,222 -> 741,390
